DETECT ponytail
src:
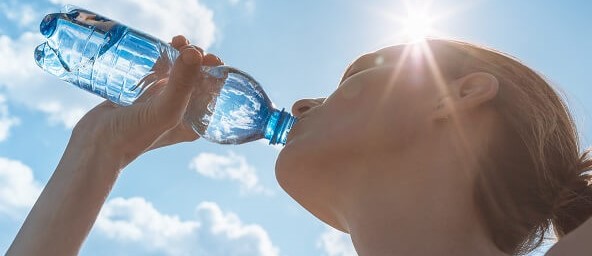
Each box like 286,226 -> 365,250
552,149 -> 592,237
426,39 -> 589,254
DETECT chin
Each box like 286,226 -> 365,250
275,136 -> 326,189
274,143 -> 301,193
275,143 -> 350,233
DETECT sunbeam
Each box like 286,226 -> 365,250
363,0 -> 473,48
419,41 -> 478,179
400,7 -> 434,42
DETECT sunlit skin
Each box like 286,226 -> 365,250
6,36 -> 223,255
6,7 -> 592,254
277,44 -> 507,255
278,42 -> 592,256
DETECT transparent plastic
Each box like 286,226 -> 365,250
34,6 -> 294,145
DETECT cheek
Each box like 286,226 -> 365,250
328,69 -> 433,149
274,72 -> 434,206
277,68 -> 435,174
275,109 -> 363,187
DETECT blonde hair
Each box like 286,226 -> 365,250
427,39 -> 592,255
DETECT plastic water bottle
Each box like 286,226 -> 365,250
34,6 -> 295,145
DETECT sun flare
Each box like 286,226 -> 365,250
370,1 -> 451,44
400,9 -> 434,42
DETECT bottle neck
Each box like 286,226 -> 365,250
265,108 -> 296,145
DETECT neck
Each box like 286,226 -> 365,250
336,152 -> 506,256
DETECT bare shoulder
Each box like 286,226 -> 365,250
546,217 -> 592,256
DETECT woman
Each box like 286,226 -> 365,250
7,35 -> 592,255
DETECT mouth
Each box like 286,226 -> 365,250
286,117 -> 304,144
297,112 -> 313,121
287,108 -> 320,143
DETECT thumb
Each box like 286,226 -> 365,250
153,45 -> 203,127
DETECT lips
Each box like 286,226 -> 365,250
286,116 -> 305,144
297,111 -> 314,121
287,107 -> 320,143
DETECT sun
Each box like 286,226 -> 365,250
369,1 -> 450,44
400,10 -> 434,42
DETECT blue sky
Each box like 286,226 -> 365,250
0,0 -> 591,255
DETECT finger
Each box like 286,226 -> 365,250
171,36 -> 208,64
171,36 -> 204,55
176,41 -> 204,56
203,53 -> 224,66
171,35 -> 189,49
135,78 -> 167,103
191,45 -> 204,56
146,123 -> 199,152
152,46 -> 203,128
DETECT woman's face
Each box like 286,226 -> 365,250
276,44 -> 448,228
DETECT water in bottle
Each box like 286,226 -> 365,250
34,6 -> 295,145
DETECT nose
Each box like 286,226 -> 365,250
291,98 -> 325,118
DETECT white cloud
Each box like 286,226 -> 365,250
0,95 -> 19,142
0,0 -> 217,129
96,197 -> 201,255
97,197 -> 279,256
0,32 -> 102,128
189,151 -> 271,195
197,201 -> 279,256
50,0 -> 216,49
317,227 -> 358,256
0,157 -> 42,218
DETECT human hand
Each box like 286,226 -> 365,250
71,35 -> 223,169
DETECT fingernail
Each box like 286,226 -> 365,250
181,48 -> 200,65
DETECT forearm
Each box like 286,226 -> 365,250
6,36 -> 204,256
7,136 -> 121,256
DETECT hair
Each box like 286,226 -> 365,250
425,39 -> 592,255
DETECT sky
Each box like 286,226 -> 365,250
0,0 -> 591,255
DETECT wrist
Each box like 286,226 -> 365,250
71,113 -> 152,170
67,126 -> 126,173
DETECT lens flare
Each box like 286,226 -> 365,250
366,0 -> 467,46
400,10 -> 434,42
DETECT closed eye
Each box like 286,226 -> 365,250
340,68 -> 367,85
339,53 -> 380,85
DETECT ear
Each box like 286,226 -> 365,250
433,72 -> 499,119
